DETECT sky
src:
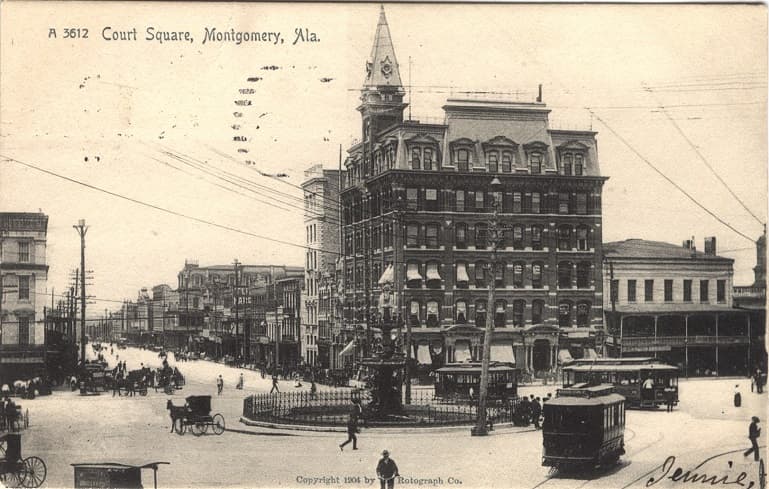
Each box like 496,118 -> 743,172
0,2 -> 766,313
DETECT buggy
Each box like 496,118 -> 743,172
172,395 -> 225,436
0,433 -> 47,488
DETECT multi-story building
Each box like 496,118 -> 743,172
0,212 -> 49,383
340,8 -> 607,376
301,164 -> 345,368
734,227 -> 767,372
602,237 -> 756,376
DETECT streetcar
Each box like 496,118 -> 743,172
562,358 -> 678,409
434,362 -> 518,401
542,383 -> 626,470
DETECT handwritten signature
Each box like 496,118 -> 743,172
646,456 -> 757,488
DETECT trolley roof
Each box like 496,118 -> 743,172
549,384 -> 625,406
437,362 -> 516,374
71,461 -> 170,470
563,363 -> 678,373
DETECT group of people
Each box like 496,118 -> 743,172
750,368 -> 765,393
514,393 -> 551,428
0,394 -> 19,431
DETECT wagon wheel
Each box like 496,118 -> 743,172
21,457 -> 46,488
212,414 -> 225,435
139,387 -> 148,397
0,465 -> 26,488
190,422 -> 206,436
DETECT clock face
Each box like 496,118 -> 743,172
381,56 -> 393,78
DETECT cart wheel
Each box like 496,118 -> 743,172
140,388 -> 147,397
212,414 -> 225,435
0,466 -> 25,488
21,456 -> 46,488
190,422 -> 206,436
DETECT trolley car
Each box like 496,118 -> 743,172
542,384 -> 626,470
434,362 -> 517,402
562,358 -> 678,409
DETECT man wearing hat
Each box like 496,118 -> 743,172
376,450 -> 399,489
744,416 -> 761,461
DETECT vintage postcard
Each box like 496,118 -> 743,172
0,2 -> 766,488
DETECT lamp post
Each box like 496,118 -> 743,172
472,177 -> 503,436
73,219 -> 88,366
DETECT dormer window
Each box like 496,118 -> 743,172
501,151 -> 513,172
456,148 -> 469,171
482,137 -> 517,173
408,144 -> 438,171
487,151 -> 499,172
411,147 -> 421,170
575,154 -> 584,175
424,148 -> 434,170
529,152 -> 542,174
559,148 -> 588,176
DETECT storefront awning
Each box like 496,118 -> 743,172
454,341 -> 471,363
416,343 -> 432,365
426,263 -> 441,281
338,340 -> 355,357
584,348 -> 598,359
377,264 -> 394,285
558,349 -> 574,364
490,343 -> 515,363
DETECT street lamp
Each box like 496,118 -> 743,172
472,177 -> 503,436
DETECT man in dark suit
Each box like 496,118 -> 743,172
339,413 -> 359,451
376,450 -> 399,489
744,416 -> 761,461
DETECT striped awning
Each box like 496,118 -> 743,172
454,341 -> 472,362
416,343 -> 432,364
558,349 -> 574,364
490,343 -> 515,363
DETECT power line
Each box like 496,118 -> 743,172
586,110 -> 756,243
657,107 -> 764,227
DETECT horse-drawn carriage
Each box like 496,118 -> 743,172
0,433 -> 46,488
169,396 -> 225,436
155,367 -> 184,395
80,364 -> 109,395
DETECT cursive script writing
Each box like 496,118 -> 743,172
646,456 -> 754,488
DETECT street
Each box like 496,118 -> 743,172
10,345 -> 766,488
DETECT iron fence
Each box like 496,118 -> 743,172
242,389 -> 521,427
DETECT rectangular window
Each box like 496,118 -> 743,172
475,225 -> 488,249
575,154 -> 584,176
512,192 -> 522,213
456,149 -> 469,171
475,264 -> 486,288
455,190 -> 465,212
475,192 -> 485,211
425,189 -> 438,211
455,225 -> 467,249
501,152 -> 512,172
644,279 -> 654,302
700,280 -> 709,303
576,227 -> 588,251
487,151 -> 498,172
559,192 -> 570,214
532,264 -> 543,288
513,226 -> 524,250
406,188 -> 418,211
531,192 -> 541,214
664,280 -> 673,302
426,224 -> 439,249
717,280 -> 726,303
627,280 -> 636,302
411,147 -> 421,170
531,226 -> 542,250
684,280 -> 692,302
530,153 -> 542,174
562,154 -> 573,175
406,224 -> 419,247
610,279 -> 619,303
576,193 -> 587,215
18,275 -> 30,300
424,148 -> 433,171
18,317 -> 30,345
18,242 -> 30,262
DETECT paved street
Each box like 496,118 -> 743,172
13,346 -> 767,488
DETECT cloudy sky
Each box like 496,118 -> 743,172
0,2 -> 766,311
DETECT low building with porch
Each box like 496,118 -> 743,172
603,237 -> 754,376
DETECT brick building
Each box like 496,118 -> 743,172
339,8 -> 607,376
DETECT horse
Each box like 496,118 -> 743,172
166,399 -> 186,434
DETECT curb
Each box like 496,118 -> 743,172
238,417 -> 536,435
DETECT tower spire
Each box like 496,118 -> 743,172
364,5 -> 403,88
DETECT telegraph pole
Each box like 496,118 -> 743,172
73,219 -> 88,366
472,178 -> 503,436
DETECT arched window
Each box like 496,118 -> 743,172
531,225 -> 543,250
576,226 -> 589,251
406,262 -> 423,288
424,148 -> 434,171
475,299 -> 487,328
495,261 -> 505,287
456,300 -> 467,324
532,261 -> 544,289
575,154 -> 584,175
558,225 -> 572,251
513,300 -> 525,327
577,262 -> 591,288
558,261 -> 573,289
577,302 -> 591,327
495,300 -> 507,327
532,299 -> 545,325
456,148 -> 470,171
455,223 -> 467,249
501,151 -> 513,172
426,261 -> 442,289
426,300 -> 440,327
475,223 -> 488,249
559,301 -> 572,328
513,262 -> 525,288
487,150 -> 499,172
474,261 -> 487,288
513,225 -> 524,250
562,153 -> 573,175
529,152 -> 542,174
409,300 -> 421,327
455,261 -> 470,289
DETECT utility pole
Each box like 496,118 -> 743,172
73,219 -> 88,366
472,178 -> 504,436
234,259 -> 245,363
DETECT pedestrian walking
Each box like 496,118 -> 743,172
236,373 -> 244,390
751,375 -> 755,393
339,413 -> 359,451
664,386 -> 675,412
756,369 -> 764,394
744,416 -> 761,461
734,384 -> 742,407
270,375 -> 280,394
531,397 -> 542,429
376,450 -> 399,489
216,375 -> 224,395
